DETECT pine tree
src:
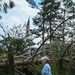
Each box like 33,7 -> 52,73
33,0 -> 60,43
59,0 -> 75,43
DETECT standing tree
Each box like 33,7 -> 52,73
59,0 -> 75,43
32,0 -> 60,43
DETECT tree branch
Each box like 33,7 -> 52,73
61,41 -> 75,58
30,15 -> 74,61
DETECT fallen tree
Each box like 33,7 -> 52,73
0,58 -> 75,68
0,14 -> 74,75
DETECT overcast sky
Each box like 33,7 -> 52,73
0,0 -> 75,32
0,0 -> 40,31
0,0 -> 75,44
0,0 -> 41,46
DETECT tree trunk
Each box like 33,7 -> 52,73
62,10 -> 66,43
7,53 -> 15,75
49,20 -> 52,43
42,16 -> 45,43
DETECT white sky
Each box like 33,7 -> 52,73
0,0 -> 75,44
0,0 -> 40,47
0,0 -> 75,33
0,0 -> 39,29
0,0 -> 75,28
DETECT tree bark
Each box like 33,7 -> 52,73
7,53 -> 15,75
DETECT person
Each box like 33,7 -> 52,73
40,56 -> 52,75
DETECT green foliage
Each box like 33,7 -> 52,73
0,0 -> 15,13
9,0 -> 15,9
33,0 -> 75,44
33,0 -> 61,42
26,0 -> 37,8
0,0 -> 75,75
0,25 -> 35,55
50,59 -> 75,75
3,2 -> 8,13
0,0 -> 37,14
0,69 -> 6,75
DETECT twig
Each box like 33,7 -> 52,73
61,41 -> 75,59
15,68 -> 26,75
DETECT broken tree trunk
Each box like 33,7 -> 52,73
0,59 -> 75,68
0,59 -> 55,68
7,53 -> 15,75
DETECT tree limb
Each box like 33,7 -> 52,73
61,41 -> 75,59
15,68 -> 26,75
29,15 -> 74,61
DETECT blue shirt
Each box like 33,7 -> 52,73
41,63 -> 52,75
